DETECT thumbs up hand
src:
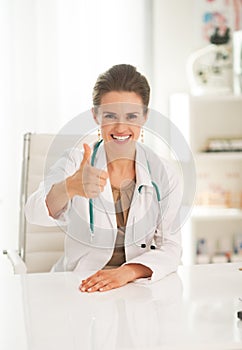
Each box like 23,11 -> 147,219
66,143 -> 109,199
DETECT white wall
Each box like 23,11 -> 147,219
152,0 -> 194,115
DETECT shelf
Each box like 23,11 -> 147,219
170,93 -> 242,265
188,93 -> 242,102
171,92 -> 242,102
195,152 -> 242,161
191,206 -> 242,220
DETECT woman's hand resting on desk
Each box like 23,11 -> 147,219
79,264 -> 152,293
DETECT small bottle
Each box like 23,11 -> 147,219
231,232 -> 242,262
196,238 -> 210,264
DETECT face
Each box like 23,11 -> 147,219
93,91 -> 147,147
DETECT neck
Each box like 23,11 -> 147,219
104,140 -> 136,163
106,151 -> 136,188
104,140 -> 137,187
107,158 -> 135,173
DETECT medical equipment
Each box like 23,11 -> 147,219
89,139 -> 162,249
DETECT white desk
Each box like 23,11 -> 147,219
1,263 -> 242,350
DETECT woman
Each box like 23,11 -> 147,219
25,64 -> 182,292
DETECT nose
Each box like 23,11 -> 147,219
113,119 -> 128,133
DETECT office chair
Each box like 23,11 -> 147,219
6,132 -> 96,273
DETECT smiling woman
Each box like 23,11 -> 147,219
25,64 -> 183,293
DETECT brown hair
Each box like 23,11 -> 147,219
92,64 -> 150,107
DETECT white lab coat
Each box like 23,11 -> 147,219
25,141 -> 182,283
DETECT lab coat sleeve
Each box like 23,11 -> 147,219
124,161 -> 183,284
25,149 -> 81,226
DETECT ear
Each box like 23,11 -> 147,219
92,107 -> 100,125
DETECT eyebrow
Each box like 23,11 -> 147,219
102,111 -> 141,115
102,111 -> 117,115
127,112 -> 141,115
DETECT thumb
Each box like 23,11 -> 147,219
81,143 -> 92,166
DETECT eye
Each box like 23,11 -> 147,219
103,113 -> 117,120
127,113 -> 138,121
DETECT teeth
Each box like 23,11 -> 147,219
112,135 -> 130,141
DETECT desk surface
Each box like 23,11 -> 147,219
1,263 -> 242,350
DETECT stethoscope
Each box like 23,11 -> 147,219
89,139 -> 162,250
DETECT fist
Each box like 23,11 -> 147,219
66,143 -> 109,199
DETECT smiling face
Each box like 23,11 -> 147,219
94,91 -> 146,147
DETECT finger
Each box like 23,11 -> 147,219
88,167 -> 107,180
86,280 -> 110,293
82,173 -> 106,196
80,272 -> 101,290
99,170 -> 109,180
98,177 -> 107,187
99,283 -> 117,292
82,274 -> 102,287
80,143 -> 91,166
80,278 -> 102,292
81,274 -> 117,292
90,168 -> 109,181
83,184 -> 103,197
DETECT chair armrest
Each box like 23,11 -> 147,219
4,250 -> 27,274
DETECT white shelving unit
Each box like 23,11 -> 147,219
170,93 -> 242,265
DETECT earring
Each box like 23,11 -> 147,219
98,128 -> 101,141
141,128 -> 144,143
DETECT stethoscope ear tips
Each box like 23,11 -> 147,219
141,243 -> 146,248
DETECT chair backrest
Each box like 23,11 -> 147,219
19,133 -> 96,273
